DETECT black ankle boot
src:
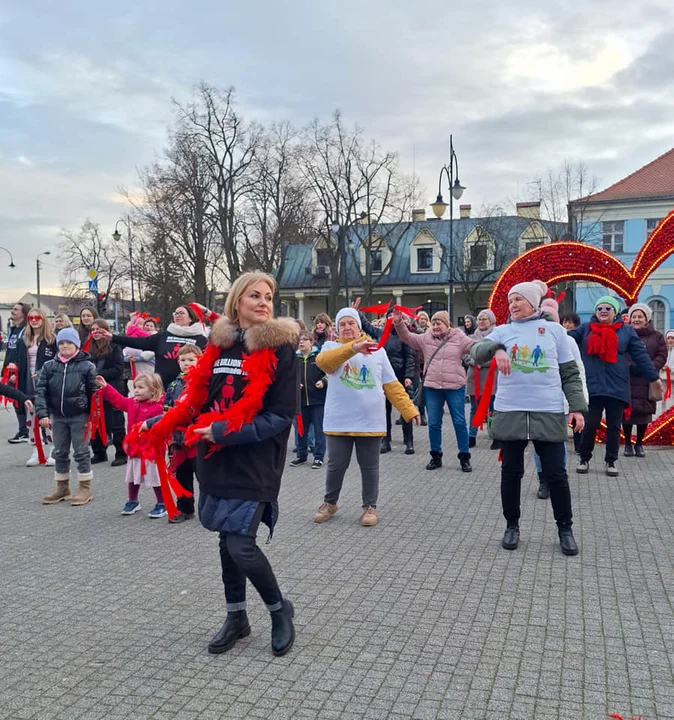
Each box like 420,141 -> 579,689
380,438 -> 391,454
634,444 -> 645,458
537,472 -> 549,499
404,441 -> 415,455
208,611 -> 251,654
502,524 -> 519,550
558,525 -> 579,556
420,409 -> 427,426
458,452 -> 472,473
426,451 -> 443,470
270,599 -> 295,657
624,442 -> 634,457
468,436 -> 476,448
90,453 -> 108,465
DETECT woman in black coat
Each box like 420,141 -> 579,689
89,319 -> 127,466
622,304 -> 667,457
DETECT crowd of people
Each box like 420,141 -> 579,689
1,276 -> 671,657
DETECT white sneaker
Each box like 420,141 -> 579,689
26,449 -> 40,467
46,449 -> 55,466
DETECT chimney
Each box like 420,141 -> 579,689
516,201 -> 541,219
412,208 -> 426,222
459,204 -> 471,219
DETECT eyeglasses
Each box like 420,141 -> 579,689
596,305 -> 614,312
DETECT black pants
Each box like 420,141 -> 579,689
622,422 -> 647,446
16,407 -> 27,436
175,457 -> 196,515
218,519 -> 282,613
501,440 -> 572,528
579,395 -> 625,463
385,398 -> 412,443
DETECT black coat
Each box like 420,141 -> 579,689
15,337 -> 57,396
298,350 -> 327,407
35,351 -> 98,419
1,324 -> 26,371
90,344 -> 125,393
360,315 -> 415,381
628,324 -> 667,421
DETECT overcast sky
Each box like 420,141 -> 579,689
1,0 -> 673,300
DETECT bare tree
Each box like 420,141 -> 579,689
57,220 -> 127,306
299,113 -> 416,313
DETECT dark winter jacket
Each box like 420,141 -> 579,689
90,343 -> 125,394
162,373 -> 188,446
111,323 -> 208,387
15,337 -> 57,396
35,351 -> 98,419
298,349 -> 327,407
360,315 -> 415,382
463,315 -> 477,336
1,324 -> 26,371
569,318 -> 658,405
0,381 -> 29,406
198,317 -> 299,503
628,324 -> 667,419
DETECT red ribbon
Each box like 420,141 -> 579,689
130,361 -> 137,381
81,336 -> 92,354
1,363 -> 18,408
85,390 -> 107,444
472,358 -> 497,428
33,415 -> 47,464
665,367 -> 672,401
296,412 -> 304,437
377,317 -> 393,349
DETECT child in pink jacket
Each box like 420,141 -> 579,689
96,372 -> 166,518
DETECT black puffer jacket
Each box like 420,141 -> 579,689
360,315 -> 415,381
35,351 -> 98,419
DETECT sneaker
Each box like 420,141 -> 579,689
576,459 -> 589,474
46,449 -> 55,466
121,500 -> 141,515
311,459 -> 324,469
110,455 -> 128,467
148,503 -> 167,518
168,511 -> 193,524
314,502 -> 338,523
8,432 -> 29,444
289,457 -> 307,467
26,449 -> 40,467
360,506 -> 378,527
605,461 -> 619,477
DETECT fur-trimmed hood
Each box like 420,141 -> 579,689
209,317 -> 299,352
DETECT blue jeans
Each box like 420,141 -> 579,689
533,415 -> 569,472
469,395 -> 495,438
296,405 -> 326,461
425,387 -> 469,454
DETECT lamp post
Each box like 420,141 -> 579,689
36,251 -> 51,308
113,217 -> 136,312
331,219 -> 355,306
0,246 -> 16,269
429,134 -> 465,323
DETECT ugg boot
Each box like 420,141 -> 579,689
42,473 -> 71,504
426,451 -> 443,470
537,471 -> 549,499
70,472 -> 93,506
458,452 -> 472,473
208,611 -> 251,654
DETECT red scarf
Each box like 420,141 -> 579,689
587,322 -> 622,363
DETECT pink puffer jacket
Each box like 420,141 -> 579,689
396,321 -> 475,390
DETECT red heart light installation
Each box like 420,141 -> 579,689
488,211 -> 674,445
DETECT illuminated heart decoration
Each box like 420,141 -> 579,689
488,211 -> 674,444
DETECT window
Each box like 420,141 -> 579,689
525,241 -> 544,252
370,249 -> 383,273
470,244 -> 488,269
602,221 -> 624,253
648,299 -> 666,334
417,247 -> 434,271
646,218 -> 663,238
315,249 -> 330,267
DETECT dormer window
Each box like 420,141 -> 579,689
410,229 -> 440,273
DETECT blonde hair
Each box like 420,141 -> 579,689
53,313 -> 73,330
133,372 -> 164,402
178,343 -> 203,358
25,307 -> 56,346
224,272 -> 276,323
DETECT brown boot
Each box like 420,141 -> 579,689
70,472 -> 93,506
42,473 -> 71,504
360,506 -> 378,527
314,502 -> 338,523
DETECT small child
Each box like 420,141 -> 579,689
96,372 -> 166,518
159,343 -> 202,524
35,328 -> 98,505
290,332 -> 327,469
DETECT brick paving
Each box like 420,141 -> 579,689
0,409 -> 672,720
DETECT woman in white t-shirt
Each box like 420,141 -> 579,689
470,280 -> 587,557
313,308 -> 419,528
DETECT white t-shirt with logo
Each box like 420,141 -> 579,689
488,319 -> 574,413
321,341 -> 397,434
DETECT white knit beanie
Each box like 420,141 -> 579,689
628,303 -> 652,322
335,307 -> 362,330
508,280 -> 548,311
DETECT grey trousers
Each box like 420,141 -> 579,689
51,414 -> 91,475
324,435 -> 380,508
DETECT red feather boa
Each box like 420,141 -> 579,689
587,322 -> 622,363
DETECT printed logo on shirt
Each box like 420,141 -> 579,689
339,361 -> 375,390
508,343 -> 550,373
213,357 -> 247,376
538,327 -> 546,335
163,337 -> 199,361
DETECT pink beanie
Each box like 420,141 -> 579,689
540,298 -> 560,323
508,280 -> 548,311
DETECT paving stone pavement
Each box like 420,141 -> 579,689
1,408 -> 672,720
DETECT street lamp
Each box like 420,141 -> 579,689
429,134 -> 465,323
331,219 -> 352,306
36,251 -> 51,308
113,217 -> 136,312
0,246 -> 16,269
